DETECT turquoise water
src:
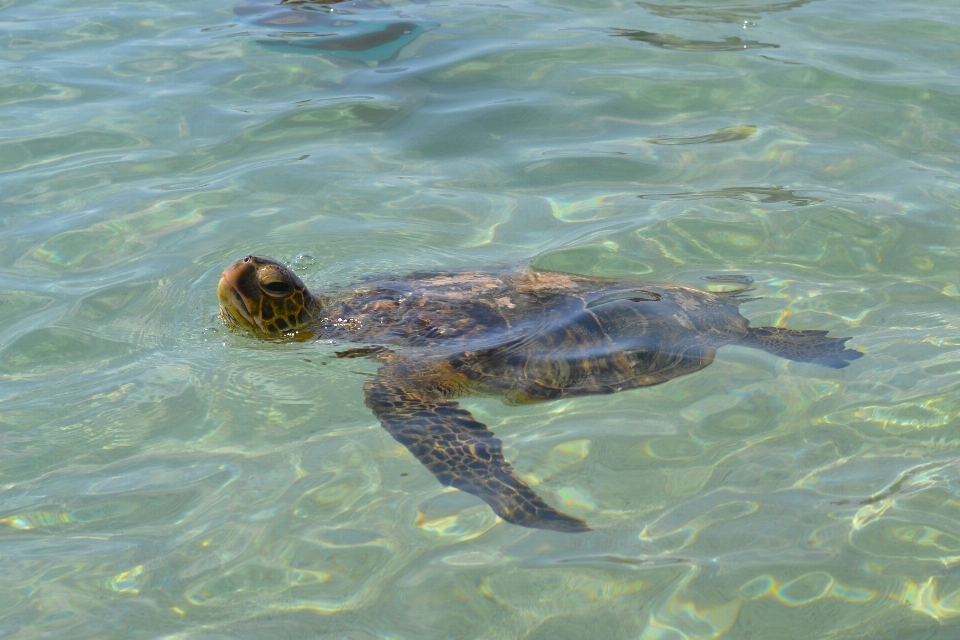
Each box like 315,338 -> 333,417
3,0 -> 960,636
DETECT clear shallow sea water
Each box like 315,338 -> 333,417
2,0 -> 960,637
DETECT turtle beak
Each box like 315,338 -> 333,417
220,262 -> 242,292
218,261 -> 259,331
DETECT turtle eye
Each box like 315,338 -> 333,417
262,280 -> 293,295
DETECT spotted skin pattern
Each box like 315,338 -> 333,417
738,327 -> 863,369
217,255 -> 315,335
218,255 -> 862,532
363,362 -> 591,532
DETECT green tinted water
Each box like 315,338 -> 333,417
3,0 -> 960,637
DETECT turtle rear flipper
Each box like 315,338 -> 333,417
739,327 -> 863,369
364,366 -> 591,533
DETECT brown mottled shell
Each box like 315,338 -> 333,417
312,268 -> 751,397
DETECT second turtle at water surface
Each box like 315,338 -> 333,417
217,255 -> 862,532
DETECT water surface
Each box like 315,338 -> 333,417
3,0 -> 960,637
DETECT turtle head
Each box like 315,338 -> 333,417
217,255 -> 317,337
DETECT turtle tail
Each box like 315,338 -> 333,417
738,327 -> 863,369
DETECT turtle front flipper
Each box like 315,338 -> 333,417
363,364 -> 591,533
738,327 -> 863,368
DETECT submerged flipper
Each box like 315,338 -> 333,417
738,327 -> 863,369
363,365 -> 591,533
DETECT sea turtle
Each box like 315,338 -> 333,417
217,255 -> 862,532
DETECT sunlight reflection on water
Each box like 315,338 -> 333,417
3,0 -> 960,637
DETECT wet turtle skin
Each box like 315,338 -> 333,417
218,255 -> 862,532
